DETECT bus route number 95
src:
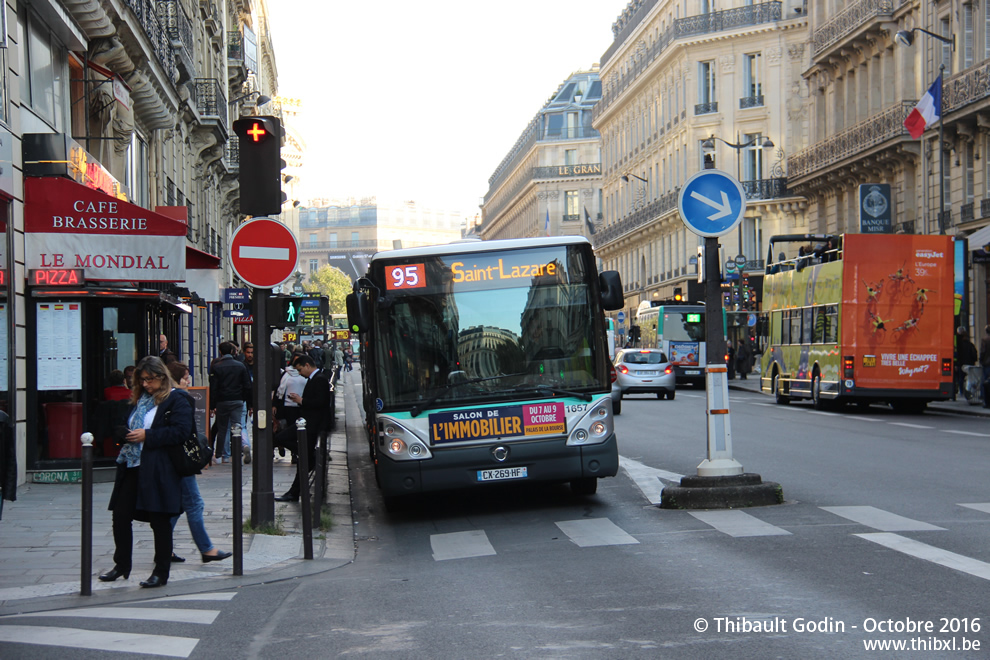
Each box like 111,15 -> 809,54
386,264 -> 426,290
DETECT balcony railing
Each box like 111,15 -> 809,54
812,0 -> 894,58
157,0 -> 193,51
228,30 -> 244,62
694,101 -> 718,115
981,198 -> 990,219
542,126 -> 601,142
742,178 -> 788,200
944,59 -> 990,115
592,189 -> 679,248
124,0 -> 176,81
938,210 -> 952,230
225,140 -> 239,173
787,101 -> 915,179
594,2 -> 781,121
300,240 -> 379,250
563,214 -> 580,222
194,78 -> 228,133
961,202 -> 975,223
739,95 -> 764,109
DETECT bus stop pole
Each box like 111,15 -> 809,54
699,236 -> 744,477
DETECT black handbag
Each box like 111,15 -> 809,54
166,396 -> 212,476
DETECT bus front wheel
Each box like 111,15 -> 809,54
571,478 -> 598,496
773,372 -> 790,405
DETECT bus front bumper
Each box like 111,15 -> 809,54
376,434 -> 619,497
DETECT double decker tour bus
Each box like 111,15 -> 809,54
759,233 -> 954,412
346,236 -> 624,506
636,301 -> 722,387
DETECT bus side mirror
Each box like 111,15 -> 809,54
599,271 -> 624,311
346,292 -> 370,333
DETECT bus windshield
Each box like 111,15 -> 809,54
662,311 -> 705,342
372,244 -> 606,409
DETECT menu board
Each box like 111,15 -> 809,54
37,302 -> 82,390
186,387 -> 210,438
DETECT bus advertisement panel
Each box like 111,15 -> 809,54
348,236 -> 622,506
760,233 -> 954,411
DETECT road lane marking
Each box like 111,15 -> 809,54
555,518 -> 639,547
0,626 -> 199,657
821,506 -> 944,531
430,530 -> 496,561
943,430 -> 990,438
688,510 -> 792,537
856,533 -> 990,581
959,503 -> 990,514
888,422 -> 934,429
12,607 -> 219,624
143,593 -> 238,603
620,455 -> 683,505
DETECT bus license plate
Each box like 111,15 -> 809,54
684,370 -> 700,375
478,467 -> 528,482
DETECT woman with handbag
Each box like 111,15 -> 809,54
99,356 -> 188,588
165,362 -> 232,564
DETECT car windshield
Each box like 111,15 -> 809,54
622,351 -> 666,365
371,244 -> 609,409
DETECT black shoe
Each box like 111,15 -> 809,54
202,549 -> 232,563
98,567 -> 130,582
274,493 -> 299,502
140,575 -> 167,588
170,552 -> 185,563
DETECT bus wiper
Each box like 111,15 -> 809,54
409,372 -> 527,417
506,384 -> 593,401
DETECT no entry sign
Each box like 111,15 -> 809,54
229,218 -> 298,288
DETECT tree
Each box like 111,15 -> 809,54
306,265 -> 351,314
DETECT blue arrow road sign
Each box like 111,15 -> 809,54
678,169 -> 746,238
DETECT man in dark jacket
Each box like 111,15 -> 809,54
159,334 -> 177,364
308,340 -> 325,370
209,342 -> 251,462
275,355 -> 332,501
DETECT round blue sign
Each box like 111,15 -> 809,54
678,169 -> 746,238
616,311 -> 626,324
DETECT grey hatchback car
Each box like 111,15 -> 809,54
610,348 -> 676,415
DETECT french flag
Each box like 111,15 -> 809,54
904,75 -> 942,139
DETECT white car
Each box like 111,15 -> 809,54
610,349 -> 676,415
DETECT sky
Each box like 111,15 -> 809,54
266,0 -> 630,220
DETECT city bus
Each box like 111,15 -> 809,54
759,233 -> 954,412
346,236 -> 624,507
636,302 -> 722,387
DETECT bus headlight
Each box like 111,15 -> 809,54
379,417 -> 433,461
590,421 -> 607,437
572,429 -> 589,444
388,438 -> 406,455
566,399 -> 613,446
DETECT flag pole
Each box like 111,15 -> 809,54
938,63 -> 945,235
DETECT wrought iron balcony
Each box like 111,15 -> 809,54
896,220 -> 915,234
812,0 -> 894,58
961,202 -> 975,224
194,78 -> 228,134
944,59 -> 990,115
123,0 -> 176,81
594,2 -> 781,121
694,101 -> 718,115
739,95 -> 764,109
787,101 -> 914,180
938,209 -> 952,229
542,126 -> 601,141
157,0 -> 195,80
225,140 -> 239,173
228,30 -> 244,62
742,178 -> 788,200
591,189 -> 679,248
563,214 -> 580,222
981,198 -> 990,219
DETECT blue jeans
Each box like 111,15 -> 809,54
214,400 -> 243,459
170,476 -> 214,554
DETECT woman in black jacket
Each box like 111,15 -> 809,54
99,355 -> 190,588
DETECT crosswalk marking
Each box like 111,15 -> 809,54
959,503 -> 990,514
145,592 -> 238,603
619,455 -> 683,505
0,625 -> 199,657
856,533 -> 990,582
555,518 -> 639,547
430,530 -> 496,561
688,510 -> 792,537
12,607 -> 219,625
821,506 -> 944,531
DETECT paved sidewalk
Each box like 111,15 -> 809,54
0,384 -> 355,613
727,371 -> 990,417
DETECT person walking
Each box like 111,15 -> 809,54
99,356 -> 188,588
165,362 -> 232,564
735,338 -> 752,380
308,340 -> 325,370
273,360 -> 307,462
209,341 -> 251,464
955,327 -> 978,401
333,343 -> 345,380
274,355 -> 331,502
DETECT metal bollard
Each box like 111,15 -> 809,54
296,418 -> 313,559
231,423 -> 243,576
80,432 -> 94,596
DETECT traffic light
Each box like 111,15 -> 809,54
267,295 -> 302,326
673,287 -> 683,302
233,116 -> 285,216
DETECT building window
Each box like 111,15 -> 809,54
565,149 -> 577,166
309,233 -> 318,245
329,233 -> 337,247
965,142 -> 975,204
696,61 -> 717,114
742,53 -> 762,108
964,4 -> 974,69
701,139 -> 715,170
309,259 -> 318,273
743,133 -> 765,182
941,17 -> 953,74
351,231 -> 359,244
565,190 -> 580,220
24,8 -> 68,130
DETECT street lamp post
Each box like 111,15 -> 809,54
622,172 -> 648,210
895,27 -> 955,234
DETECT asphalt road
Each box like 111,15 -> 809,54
3,381 -> 988,658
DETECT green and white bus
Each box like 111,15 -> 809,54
636,302 -> 723,387
347,236 -> 624,507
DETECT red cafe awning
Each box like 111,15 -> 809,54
186,245 -> 221,269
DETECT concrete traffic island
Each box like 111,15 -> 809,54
659,473 -> 783,509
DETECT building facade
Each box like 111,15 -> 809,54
0,0 -> 281,489
789,0 -> 990,335
481,68 -> 604,242
590,0 -> 809,335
